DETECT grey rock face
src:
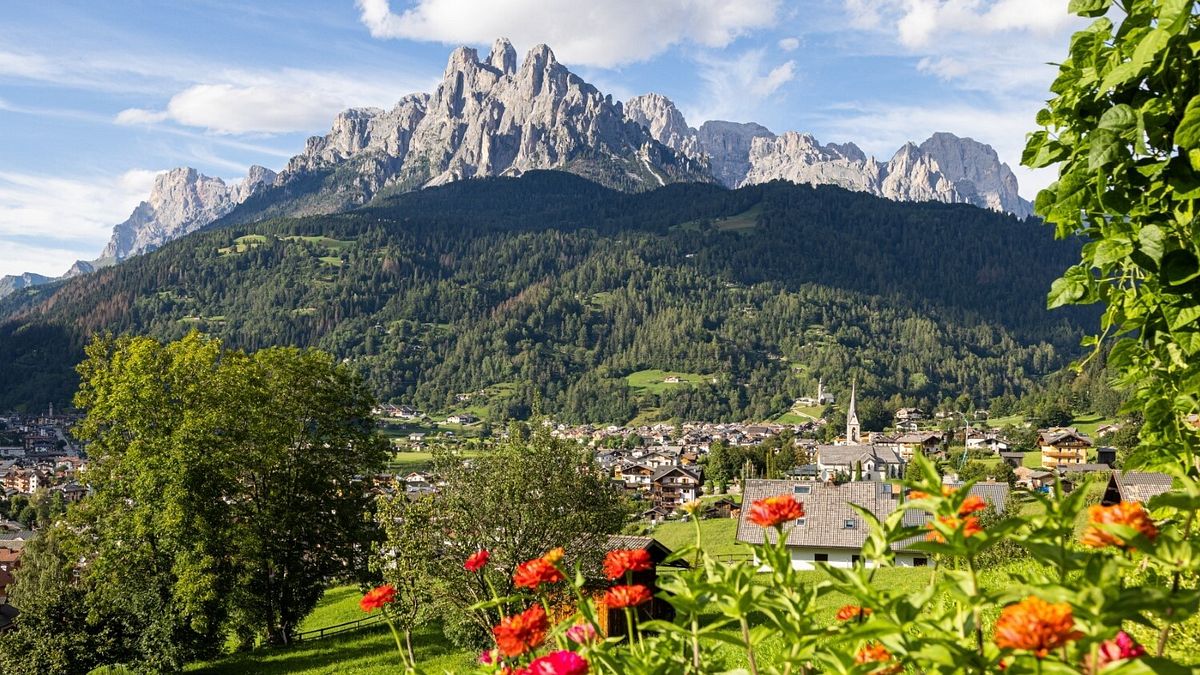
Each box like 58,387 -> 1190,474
743,132 -> 884,194
100,166 -> 277,262
695,121 -> 775,188
0,272 -> 54,300
625,93 -> 701,159
276,39 -> 708,199
918,132 -> 1032,217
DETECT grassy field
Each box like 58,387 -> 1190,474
651,517 -> 751,559
387,449 -> 483,473
773,403 -> 824,424
624,369 -> 709,395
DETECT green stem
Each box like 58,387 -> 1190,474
691,615 -> 701,670
382,609 -> 410,670
967,553 -> 984,671
1157,509 -> 1195,656
740,616 -> 759,675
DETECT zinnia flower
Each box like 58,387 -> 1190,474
565,622 -> 598,645
926,515 -> 983,542
855,642 -> 901,674
465,549 -> 490,572
994,596 -> 1083,658
1081,502 -> 1159,550
359,584 -> 396,612
748,494 -> 805,528
959,495 -> 987,515
526,650 -> 589,675
543,547 -> 565,564
493,604 -> 549,657
836,604 -> 873,621
1093,630 -> 1145,667
513,555 -> 566,590
603,548 -> 653,580
604,584 -> 653,608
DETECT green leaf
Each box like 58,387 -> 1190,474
1175,95 -> 1200,149
1099,60 -> 1141,92
1094,238 -> 1133,266
1161,249 -> 1200,288
1137,224 -> 1166,263
1089,129 -> 1126,169
1048,276 -> 1087,309
1099,103 -> 1136,131
1130,27 -> 1171,71
1068,0 -> 1113,16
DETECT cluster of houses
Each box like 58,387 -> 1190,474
0,412 -> 88,500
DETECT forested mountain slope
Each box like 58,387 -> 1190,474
0,173 -> 1088,419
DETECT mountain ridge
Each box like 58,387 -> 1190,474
4,39 -> 1032,297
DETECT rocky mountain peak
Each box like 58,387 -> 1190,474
488,37 -> 518,75
624,93 -> 700,159
917,132 -> 1031,217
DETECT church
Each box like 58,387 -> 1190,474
811,381 -> 906,482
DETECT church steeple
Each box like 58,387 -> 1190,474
846,379 -> 861,444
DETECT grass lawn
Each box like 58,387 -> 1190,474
388,449 -> 482,473
624,369 -> 709,395
773,403 -> 824,424
651,517 -> 751,559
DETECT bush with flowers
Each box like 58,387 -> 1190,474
358,452 -> 1198,673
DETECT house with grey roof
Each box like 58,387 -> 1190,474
1102,471 -> 1173,506
814,444 -> 905,482
736,479 -> 1009,570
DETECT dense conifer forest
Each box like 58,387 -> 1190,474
0,173 -> 1091,420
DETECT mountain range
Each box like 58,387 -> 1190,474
2,39 -> 1033,297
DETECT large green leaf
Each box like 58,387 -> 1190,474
1099,103 -> 1137,131
1161,249 -> 1200,288
1068,0 -> 1113,16
1175,95 -> 1200,149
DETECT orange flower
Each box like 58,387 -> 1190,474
493,604 -> 549,657
836,605 -> 873,621
603,548 -> 653,580
994,596 -> 1083,658
925,515 -> 983,542
1081,502 -> 1159,550
855,642 -> 901,674
910,485 -> 955,501
513,551 -> 566,590
958,495 -> 987,516
359,584 -> 396,612
748,494 -> 806,528
604,584 -> 653,608
543,547 -> 565,564
465,549 -> 490,572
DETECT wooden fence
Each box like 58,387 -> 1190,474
293,613 -> 386,642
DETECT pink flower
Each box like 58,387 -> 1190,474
479,648 -> 498,664
527,650 -> 589,675
565,622 -> 598,644
1096,631 -> 1145,666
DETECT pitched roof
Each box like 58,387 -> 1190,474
1059,463 -> 1111,474
651,465 -> 700,482
736,480 -> 903,549
1112,471 -> 1173,503
1038,428 -> 1094,446
737,479 -> 1010,550
816,445 -> 903,466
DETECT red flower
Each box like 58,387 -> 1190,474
493,604 -> 549,657
926,515 -> 983,543
855,642 -> 901,674
994,596 -> 1083,658
465,549 -> 490,572
1081,502 -> 1158,550
603,548 -> 652,580
748,494 -> 806,528
604,584 -> 653,608
513,557 -> 565,590
958,495 -> 987,516
359,584 -> 396,612
526,650 -> 589,675
836,605 -> 872,621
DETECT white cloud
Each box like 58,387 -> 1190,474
0,169 -> 161,276
777,37 -> 801,51
112,68 -> 435,135
686,49 -> 798,123
355,0 -> 780,67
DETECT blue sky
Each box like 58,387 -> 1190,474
0,0 -> 1084,277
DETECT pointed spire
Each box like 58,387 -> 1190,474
846,378 -> 861,444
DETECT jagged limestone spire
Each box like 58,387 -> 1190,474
846,379 -> 861,444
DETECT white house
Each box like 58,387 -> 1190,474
814,445 -> 905,481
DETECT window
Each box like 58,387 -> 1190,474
852,554 -> 861,564
814,553 -> 828,562
844,519 -> 857,529
793,485 -> 811,494
795,517 -> 806,527
913,557 -> 928,567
